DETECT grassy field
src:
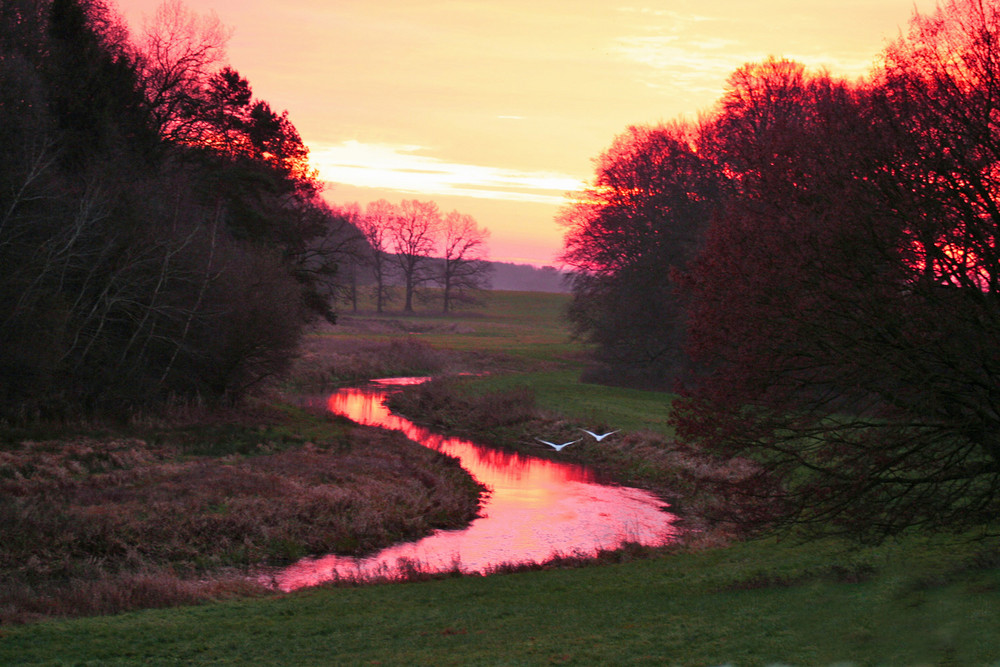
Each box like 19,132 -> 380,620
2,533 -> 998,664
2,290 -> 999,664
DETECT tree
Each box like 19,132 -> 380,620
0,0 -> 335,415
389,199 -> 440,313
674,24 -> 1000,541
558,121 -> 721,388
439,210 -> 491,313
358,199 -> 397,313
321,202 -> 367,312
132,0 -> 230,144
45,0 -> 158,168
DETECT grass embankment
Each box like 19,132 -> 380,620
2,291 -> 999,664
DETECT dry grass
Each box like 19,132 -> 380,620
284,319 -> 533,391
0,411 -> 485,624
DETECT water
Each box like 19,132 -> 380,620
269,379 -> 678,590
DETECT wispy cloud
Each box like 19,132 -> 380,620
612,6 -> 881,90
310,141 -> 585,205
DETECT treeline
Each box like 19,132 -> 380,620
561,0 -> 1000,539
488,262 -> 566,293
335,199 -> 492,314
0,0 -> 360,417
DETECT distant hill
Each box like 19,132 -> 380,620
488,262 -> 570,292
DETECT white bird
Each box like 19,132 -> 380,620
536,438 -> 580,452
580,429 -> 618,442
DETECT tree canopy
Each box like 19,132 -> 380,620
562,0 -> 1000,540
0,0 -> 356,416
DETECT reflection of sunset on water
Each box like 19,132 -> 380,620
271,382 -> 677,590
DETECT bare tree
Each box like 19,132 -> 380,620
326,202 -> 366,312
358,199 -> 396,313
439,210 -> 491,313
132,0 -> 231,143
389,199 -> 440,313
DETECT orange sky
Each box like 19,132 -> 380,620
116,0 -> 939,265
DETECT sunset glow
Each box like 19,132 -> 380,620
116,0 -> 939,264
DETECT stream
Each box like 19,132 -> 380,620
269,378 -> 679,591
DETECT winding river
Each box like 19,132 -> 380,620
270,378 -> 679,591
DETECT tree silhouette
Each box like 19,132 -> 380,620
0,0 -> 346,415
358,199 -> 397,313
559,121 -> 720,387
675,15 -> 1000,540
439,210 -> 491,313
389,199 -> 440,313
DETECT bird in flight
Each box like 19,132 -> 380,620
579,429 -> 618,442
536,438 -> 580,451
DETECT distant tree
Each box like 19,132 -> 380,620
558,121 -> 721,388
327,202 -> 367,312
389,199 -> 440,313
439,210 -> 491,313
359,199 -> 397,313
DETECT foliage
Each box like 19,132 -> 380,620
559,122 -> 721,388
0,0 -> 359,416
564,1 -> 1000,540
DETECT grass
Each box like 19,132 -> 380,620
455,368 -> 678,437
329,289 -> 584,361
0,402 -> 484,624
2,289 -> 999,664
2,534 -> 997,664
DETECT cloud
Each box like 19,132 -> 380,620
309,140 -> 585,205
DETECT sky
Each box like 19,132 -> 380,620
115,0 -> 940,266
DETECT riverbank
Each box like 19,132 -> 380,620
0,401 -> 484,624
3,529 -> 998,664
3,292 -> 998,664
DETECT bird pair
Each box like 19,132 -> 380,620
536,429 -> 618,451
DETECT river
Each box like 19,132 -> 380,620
269,378 -> 679,591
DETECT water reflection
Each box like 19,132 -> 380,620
271,380 -> 678,590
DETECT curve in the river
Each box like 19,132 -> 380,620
270,378 -> 679,591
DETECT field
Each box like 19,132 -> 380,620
1,292 -> 998,664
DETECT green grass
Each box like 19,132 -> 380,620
3,534 -> 998,665
331,290 -> 585,363
4,290 -> 999,664
459,368 -> 677,437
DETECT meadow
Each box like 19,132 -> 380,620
1,291 -> 998,664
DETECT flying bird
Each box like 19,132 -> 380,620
580,429 -> 618,442
536,438 -> 580,452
